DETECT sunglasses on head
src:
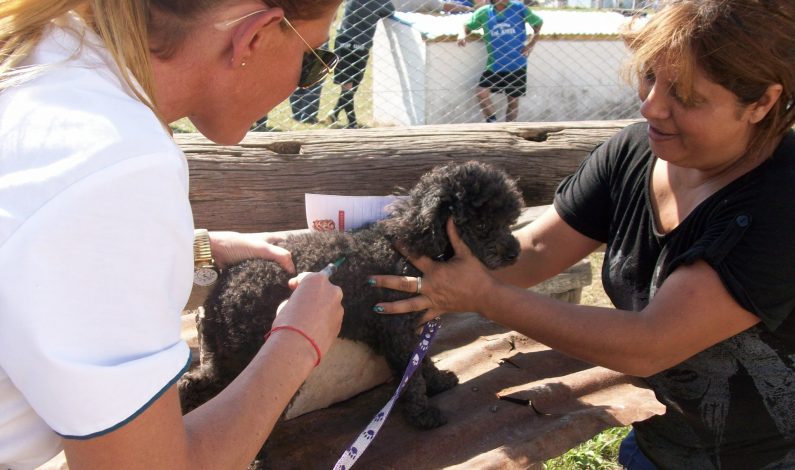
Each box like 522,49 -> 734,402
215,9 -> 339,89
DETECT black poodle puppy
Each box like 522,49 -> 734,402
179,161 -> 524,433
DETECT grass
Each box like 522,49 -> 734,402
545,425 -> 629,470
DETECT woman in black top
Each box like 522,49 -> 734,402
371,1 -> 795,468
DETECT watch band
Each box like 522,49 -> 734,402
193,229 -> 219,287
193,228 -> 214,267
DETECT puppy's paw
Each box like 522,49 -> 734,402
405,405 -> 448,429
426,370 -> 459,396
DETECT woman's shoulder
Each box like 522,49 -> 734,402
0,65 -> 184,250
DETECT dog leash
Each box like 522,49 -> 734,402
332,318 -> 441,470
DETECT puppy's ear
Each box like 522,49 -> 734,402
403,193 -> 448,259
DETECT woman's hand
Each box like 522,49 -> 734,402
368,218 -> 498,320
273,272 -> 345,356
209,230 -> 295,274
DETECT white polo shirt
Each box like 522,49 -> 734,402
0,15 -> 193,469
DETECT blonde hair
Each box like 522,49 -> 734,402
623,0 -> 795,157
0,0 -> 338,125
1,1 -> 158,119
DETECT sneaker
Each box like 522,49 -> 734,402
345,122 -> 367,129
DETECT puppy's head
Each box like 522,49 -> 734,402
384,161 -> 523,269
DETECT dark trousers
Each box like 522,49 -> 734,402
290,83 -> 323,122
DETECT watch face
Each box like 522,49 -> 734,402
194,267 -> 219,286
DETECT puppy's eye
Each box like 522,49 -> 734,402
476,223 -> 488,232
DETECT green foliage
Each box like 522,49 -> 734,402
170,118 -> 196,133
544,426 -> 629,470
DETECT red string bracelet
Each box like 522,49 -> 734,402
264,325 -> 322,367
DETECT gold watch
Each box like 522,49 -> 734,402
193,229 -> 219,287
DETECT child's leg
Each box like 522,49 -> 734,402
476,87 -> 497,122
505,69 -> 526,122
506,95 -> 520,122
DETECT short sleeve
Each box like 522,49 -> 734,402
553,143 -> 613,243
554,123 -> 652,244
525,8 -> 543,27
466,7 -> 487,31
0,152 -> 194,438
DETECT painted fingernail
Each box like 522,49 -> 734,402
367,278 -> 376,286
372,305 -> 385,313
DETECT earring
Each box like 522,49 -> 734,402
241,62 -> 247,67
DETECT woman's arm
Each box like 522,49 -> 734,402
492,207 -> 602,288
63,272 -> 343,470
372,215 -> 759,376
478,259 -> 759,376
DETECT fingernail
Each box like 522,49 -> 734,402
372,305 -> 385,313
367,278 -> 376,287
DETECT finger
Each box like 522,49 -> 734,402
287,271 -> 314,290
446,217 -> 473,258
368,275 -> 421,294
262,245 -> 295,275
372,296 -> 434,315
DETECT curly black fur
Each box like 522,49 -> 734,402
179,161 -> 524,462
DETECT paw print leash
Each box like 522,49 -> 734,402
332,318 -> 441,469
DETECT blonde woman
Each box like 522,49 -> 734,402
372,1 -> 795,468
0,1 -> 345,468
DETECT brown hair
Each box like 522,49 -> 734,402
623,0 -> 795,156
0,0 -> 338,123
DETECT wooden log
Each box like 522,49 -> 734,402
178,120 -> 635,232
531,258 -> 591,302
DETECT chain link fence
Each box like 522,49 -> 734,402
253,1 -> 658,131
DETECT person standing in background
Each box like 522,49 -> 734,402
458,0 -> 542,122
290,79 -> 324,124
327,0 -> 395,128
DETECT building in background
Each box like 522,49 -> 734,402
371,9 -> 648,126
